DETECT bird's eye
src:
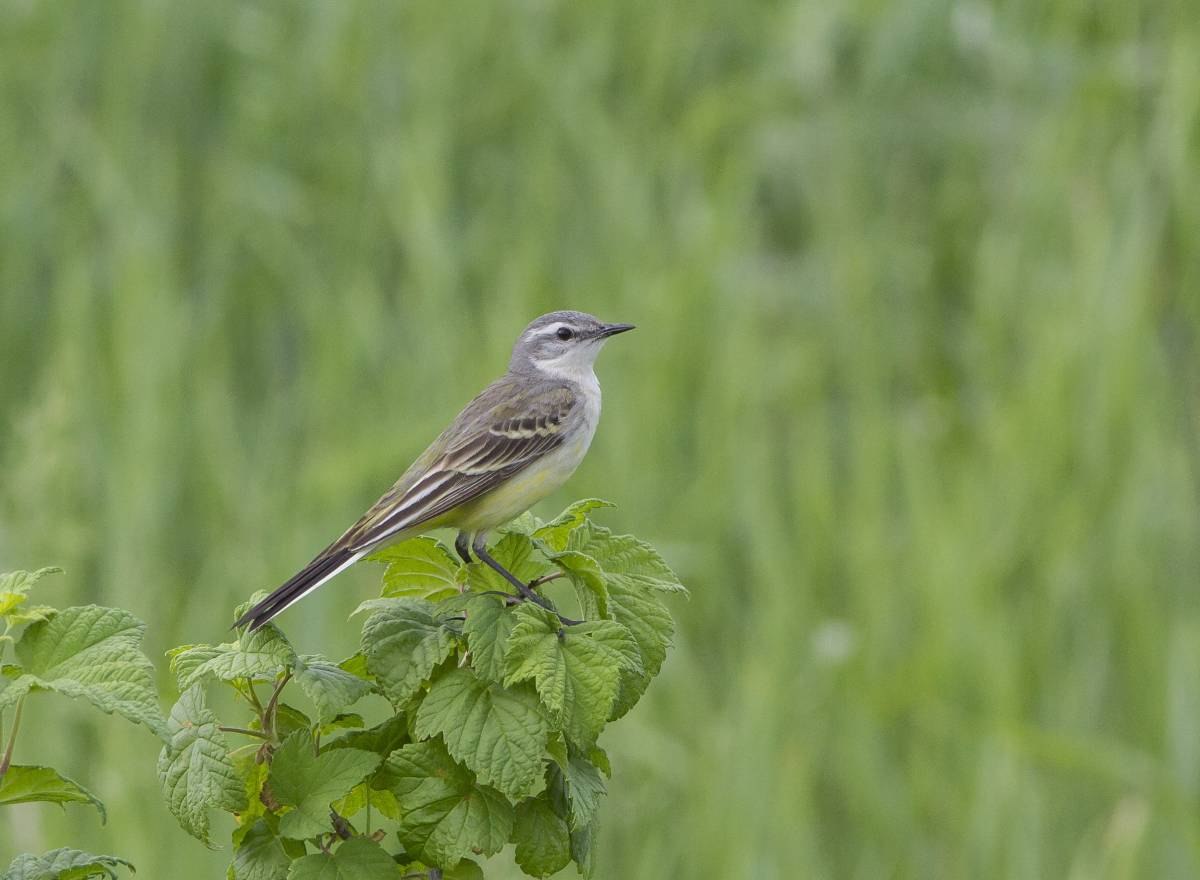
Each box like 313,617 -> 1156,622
556,327 -> 574,341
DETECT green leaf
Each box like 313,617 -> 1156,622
413,667 -> 549,802
443,859 -> 484,880
293,654 -> 373,723
605,579 -> 674,720
570,819 -> 597,879
157,685 -> 246,844
0,568 -> 63,621
2,848 -> 133,880
464,533 -> 550,595
1,605 -> 166,739
550,520 -> 682,718
231,751 -> 271,835
561,754 -> 606,830
461,595 -> 516,683
232,820 -> 296,880
272,703 -> 315,739
539,549 -> 608,619
319,714 -> 365,736
360,599 -> 456,707
569,522 -> 687,594
369,537 -> 464,602
169,626 -> 296,690
511,797 -> 571,878
327,714 -> 409,757
531,500 -> 615,551
0,765 -> 106,822
285,837 -> 399,880
2,605 -> 57,627
497,511 -> 542,536
268,732 -> 381,839
331,782 -> 400,821
503,605 -> 641,746
384,739 -> 513,867
337,653 -> 371,680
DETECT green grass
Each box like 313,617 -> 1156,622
2,1 -> 1199,877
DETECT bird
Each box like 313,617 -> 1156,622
233,310 -> 634,631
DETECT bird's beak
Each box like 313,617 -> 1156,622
597,323 -> 636,338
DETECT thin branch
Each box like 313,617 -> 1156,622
263,671 -> 293,739
218,726 -> 270,740
0,695 -> 26,782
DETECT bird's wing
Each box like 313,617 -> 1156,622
335,379 -> 578,553
232,377 -> 577,631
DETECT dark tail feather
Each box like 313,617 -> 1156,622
233,549 -> 357,631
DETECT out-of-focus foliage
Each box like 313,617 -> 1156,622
1,0 -> 1198,877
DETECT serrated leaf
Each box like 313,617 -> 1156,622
503,606 -> 641,746
464,533 -> 550,597
360,599 -> 456,707
368,537 -> 465,602
327,714 -> 409,757
606,579 -> 674,720
385,739 -> 514,867
1,605 -> 166,738
548,520 -> 682,718
531,500 -> 615,551
331,782 -> 400,821
170,627 -> 296,690
512,797 -> 571,878
0,765 -> 106,821
337,653 -> 371,680
157,685 -> 245,844
570,819 -> 597,878
269,732 -> 381,839
232,820 -> 296,880
497,511 -> 542,536
319,714 -> 365,736
443,859 -> 484,880
461,595 -> 517,683
539,549 -> 608,619
273,703 -> 315,739
3,605 -> 57,627
568,522 -> 686,594
231,750 -> 271,833
562,754 -> 606,830
293,655 -> 373,723
2,847 -> 133,880
413,667 -> 549,802
0,567 -> 63,600
285,837 -> 399,880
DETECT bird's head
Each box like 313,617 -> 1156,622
509,310 -> 635,380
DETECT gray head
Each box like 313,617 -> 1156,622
509,310 -> 635,379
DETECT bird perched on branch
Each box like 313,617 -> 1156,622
234,310 -> 634,631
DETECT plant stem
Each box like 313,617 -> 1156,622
0,695 -> 25,783
264,671 -> 292,739
218,726 -> 270,740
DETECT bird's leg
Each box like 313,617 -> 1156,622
454,531 -> 473,565
471,534 -> 580,626
471,534 -> 551,607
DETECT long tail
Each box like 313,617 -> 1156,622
233,548 -> 364,631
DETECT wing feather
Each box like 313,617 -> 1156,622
334,380 -> 577,552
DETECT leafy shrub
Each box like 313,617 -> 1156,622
157,500 -> 685,878
0,567 -> 163,880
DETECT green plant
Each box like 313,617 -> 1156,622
157,499 -> 684,878
0,567 -> 164,880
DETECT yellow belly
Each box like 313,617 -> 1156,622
448,433 -> 591,533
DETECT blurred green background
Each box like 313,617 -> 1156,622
2,0 -> 1199,877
